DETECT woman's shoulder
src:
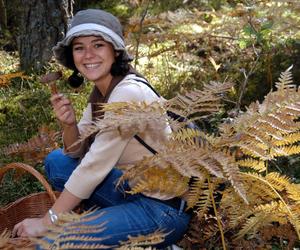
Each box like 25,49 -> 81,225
117,73 -> 149,89
109,74 -> 158,102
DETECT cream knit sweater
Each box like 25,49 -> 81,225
64,74 -> 172,200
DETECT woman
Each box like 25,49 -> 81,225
12,9 -> 190,248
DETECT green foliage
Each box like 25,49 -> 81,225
0,165 -> 45,206
0,78 -> 55,150
239,20 -> 274,49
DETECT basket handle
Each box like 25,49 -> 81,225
0,162 -> 57,203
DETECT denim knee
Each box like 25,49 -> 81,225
44,148 -> 79,190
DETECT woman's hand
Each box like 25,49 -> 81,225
12,217 -> 49,238
50,93 -> 76,128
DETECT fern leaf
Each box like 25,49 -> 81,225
185,175 -> 208,209
286,184 -> 300,203
212,151 -> 248,203
236,201 -> 286,239
127,166 -> 189,198
275,65 -> 294,91
2,126 -> 59,164
195,187 -> 212,219
270,145 -> 300,158
74,101 -> 170,148
265,172 -> 291,191
0,229 -> 10,248
58,242 -> 112,249
167,81 -> 232,118
237,158 -> 266,172
117,229 -> 167,249
274,131 -> 300,146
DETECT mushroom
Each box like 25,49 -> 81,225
40,71 -> 62,95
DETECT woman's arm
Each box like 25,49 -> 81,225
12,189 -> 82,237
43,189 -> 82,223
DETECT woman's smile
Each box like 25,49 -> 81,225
84,63 -> 101,69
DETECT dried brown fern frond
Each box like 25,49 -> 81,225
235,201 -> 287,239
185,175 -> 208,209
286,183 -> 300,203
2,126 -> 60,165
120,129 -> 247,203
0,229 -> 33,249
265,172 -> 292,192
76,81 -> 232,146
219,172 -> 294,232
218,66 -> 300,163
75,101 -> 171,147
35,210 -> 166,250
167,81 -> 233,120
0,71 -> 29,88
179,213 -> 222,249
34,210 -> 113,250
126,166 -> 189,198
274,65 -> 294,92
193,181 -> 212,218
235,172 -> 300,239
237,158 -> 266,172
0,229 -> 10,248
260,223 -> 298,249
117,229 -> 167,249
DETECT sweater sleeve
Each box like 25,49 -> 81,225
62,104 -> 93,158
64,80 -> 152,199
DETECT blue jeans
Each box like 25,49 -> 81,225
38,149 -> 190,249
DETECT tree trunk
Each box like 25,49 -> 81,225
0,0 -> 7,32
19,0 -> 74,72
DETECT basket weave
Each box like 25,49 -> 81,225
0,162 -> 58,233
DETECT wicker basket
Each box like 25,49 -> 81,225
0,162 -> 59,233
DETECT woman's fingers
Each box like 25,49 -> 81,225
50,93 -> 76,125
50,93 -> 64,104
12,221 -> 23,237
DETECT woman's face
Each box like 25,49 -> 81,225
72,36 -> 116,85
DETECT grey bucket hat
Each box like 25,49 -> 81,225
53,9 -> 132,70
